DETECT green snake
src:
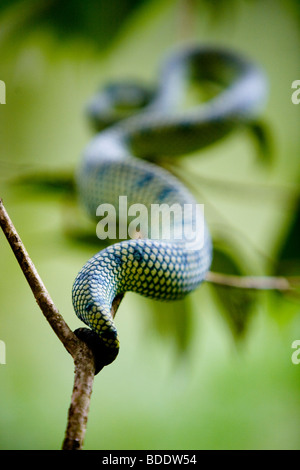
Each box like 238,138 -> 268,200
72,46 -> 267,372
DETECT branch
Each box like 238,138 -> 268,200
0,199 -> 78,354
206,270 -> 299,292
0,198 -> 122,450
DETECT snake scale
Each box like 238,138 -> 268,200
72,46 -> 267,372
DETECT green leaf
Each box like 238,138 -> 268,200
210,241 -> 257,338
275,196 -> 300,276
11,170 -> 75,196
246,120 -> 273,165
146,296 -> 194,355
0,0 -> 149,49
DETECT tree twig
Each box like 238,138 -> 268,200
0,198 -> 122,450
205,270 -> 299,292
0,198 -> 78,354
61,346 -> 96,450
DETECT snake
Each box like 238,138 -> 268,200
71,45 -> 267,373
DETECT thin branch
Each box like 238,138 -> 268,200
177,0 -> 198,41
0,198 -> 78,355
166,160 -> 298,204
206,270 -> 299,292
0,198 -> 122,450
62,296 -> 124,450
62,347 -> 96,450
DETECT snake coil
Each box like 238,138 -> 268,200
72,46 -> 267,372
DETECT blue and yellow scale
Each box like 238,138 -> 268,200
72,45 -> 267,371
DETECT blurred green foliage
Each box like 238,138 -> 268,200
0,0 -> 149,48
0,0 -> 300,451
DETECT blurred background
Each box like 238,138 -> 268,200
0,0 -> 300,450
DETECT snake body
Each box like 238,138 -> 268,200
72,46 -> 267,367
